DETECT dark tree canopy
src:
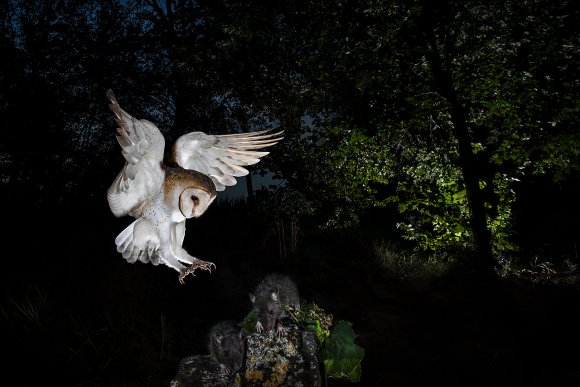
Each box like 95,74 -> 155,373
1,0 -> 579,273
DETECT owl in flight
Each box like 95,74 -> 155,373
105,90 -> 283,283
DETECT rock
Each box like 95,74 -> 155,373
170,355 -> 240,387
170,324 -> 321,387
242,325 -> 322,386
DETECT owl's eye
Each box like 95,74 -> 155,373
191,195 -> 199,205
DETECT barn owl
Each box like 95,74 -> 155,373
105,90 -> 283,283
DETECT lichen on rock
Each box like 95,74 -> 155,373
241,324 -> 321,386
170,324 -> 321,387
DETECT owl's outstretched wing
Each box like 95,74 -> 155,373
170,129 -> 284,191
106,89 -> 166,218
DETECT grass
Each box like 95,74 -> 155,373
1,277 -> 180,386
1,283 -> 49,332
370,237 -> 580,288
369,239 -> 459,282
496,252 -> 580,286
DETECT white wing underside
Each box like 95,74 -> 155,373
106,90 -> 165,218
172,129 -> 284,191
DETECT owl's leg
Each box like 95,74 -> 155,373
158,249 -> 188,273
170,223 -> 215,283
173,245 -> 214,266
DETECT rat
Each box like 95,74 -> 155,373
208,320 -> 246,375
248,273 -> 300,337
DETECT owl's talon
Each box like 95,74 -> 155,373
178,260 -> 216,283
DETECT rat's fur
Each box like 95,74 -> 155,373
249,273 -> 300,336
208,320 -> 246,375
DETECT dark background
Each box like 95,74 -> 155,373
2,1 -> 580,386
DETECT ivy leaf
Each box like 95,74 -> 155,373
321,320 -> 365,382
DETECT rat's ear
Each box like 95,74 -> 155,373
249,293 -> 255,303
270,291 -> 278,302
215,334 -> 223,344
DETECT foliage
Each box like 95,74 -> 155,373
388,139 -> 472,251
319,320 -> 365,383
275,0 -> 580,264
317,127 -> 395,229
238,308 -> 258,336
290,302 -> 364,383
287,301 -> 333,346
388,143 -> 519,253
1,0 -> 578,272
259,126 -> 397,232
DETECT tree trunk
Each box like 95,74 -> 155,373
423,5 -> 496,278
245,173 -> 255,204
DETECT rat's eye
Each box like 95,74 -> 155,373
269,309 -> 274,315
224,351 -> 229,357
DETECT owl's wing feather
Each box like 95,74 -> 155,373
116,219 -> 195,273
171,129 -> 284,191
106,90 -> 166,218
115,219 -> 162,266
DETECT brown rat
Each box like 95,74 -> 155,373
208,320 -> 246,375
248,273 -> 300,337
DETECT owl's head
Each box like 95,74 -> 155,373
164,167 -> 217,219
179,187 -> 216,218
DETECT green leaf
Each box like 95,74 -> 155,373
321,320 -> 365,382
238,309 -> 257,336
288,301 -> 332,346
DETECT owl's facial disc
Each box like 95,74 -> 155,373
179,187 -> 214,218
